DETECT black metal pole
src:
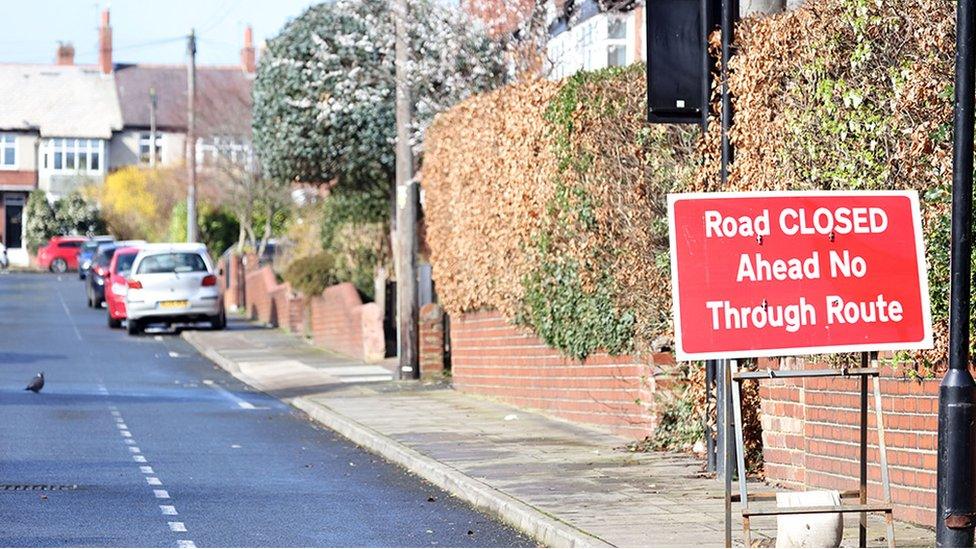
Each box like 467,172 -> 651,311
715,0 -> 739,487
720,0 -> 736,186
938,0 -> 976,545
706,360 -> 716,472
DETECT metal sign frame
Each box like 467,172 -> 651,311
725,355 -> 895,548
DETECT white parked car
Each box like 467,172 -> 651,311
124,243 -> 226,335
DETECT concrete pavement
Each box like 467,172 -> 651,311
183,317 -> 937,547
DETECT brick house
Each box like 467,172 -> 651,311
0,54 -> 122,265
111,24 -> 255,172
0,9 -> 254,266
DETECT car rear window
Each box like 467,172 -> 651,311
116,252 -> 138,275
137,253 -> 208,274
94,248 -> 117,267
58,241 -> 82,249
82,242 -> 99,252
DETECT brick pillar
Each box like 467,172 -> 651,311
223,253 -> 245,311
419,303 -> 445,378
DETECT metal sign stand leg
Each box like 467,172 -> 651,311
860,352 -> 869,548
731,360 -> 750,547
873,369 -> 897,547
725,359 -> 734,548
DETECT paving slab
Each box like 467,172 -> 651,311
183,320 -> 934,548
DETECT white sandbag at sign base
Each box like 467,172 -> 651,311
775,490 -> 844,548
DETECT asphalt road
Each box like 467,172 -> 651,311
0,273 -> 533,548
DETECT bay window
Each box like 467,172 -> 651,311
42,138 -> 104,173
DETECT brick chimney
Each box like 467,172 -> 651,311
98,8 -> 112,74
240,25 -> 255,73
55,42 -> 75,65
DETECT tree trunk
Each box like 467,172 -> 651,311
236,223 -> 247,253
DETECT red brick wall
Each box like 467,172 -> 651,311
240,266 -> 384,361
309,283 -> 385,362
286,295 -> 305,335
217,253 -> 247,310
244,267 -> 284,326
0,170 -> 36,187
759,358 -> 938,526
419,303 -> 445,377
450,310 -> 670,439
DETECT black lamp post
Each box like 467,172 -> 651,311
937,0 -> 976,545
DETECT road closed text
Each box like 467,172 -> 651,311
668,192 -> 932,360
704,207 -> 888,238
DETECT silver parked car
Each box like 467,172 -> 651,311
124,243 -> 226,335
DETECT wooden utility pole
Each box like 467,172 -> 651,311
149,87 -> 158,168
186,29 -> 198,243
394,0 -> 419,380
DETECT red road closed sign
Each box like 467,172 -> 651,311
668,191 -> 932,361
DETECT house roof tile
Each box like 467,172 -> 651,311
114,64 -> 252,136
0,64 -> 122,139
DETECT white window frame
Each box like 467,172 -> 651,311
138,131 -> 162,164
195,135 -> 253,167
40,138 -> 105,174
605,14 -> 630,68
0,134 -> 17,170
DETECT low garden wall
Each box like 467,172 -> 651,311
310,283 -> 384,363
449,310 -> 672,439
759,358 -> 938,526
239,265 -> 384,363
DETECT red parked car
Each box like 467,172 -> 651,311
36,236 -> 86,273
105,246 -> 141,328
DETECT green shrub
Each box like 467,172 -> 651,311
320,188 -> 391,299
283,253 -> 340,297
24,190 -> 57,253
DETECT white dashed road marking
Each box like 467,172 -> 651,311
108,395 -> 191,545
168,352 -> 180,358
55,288 -> 83,341
202,379 -> 258,410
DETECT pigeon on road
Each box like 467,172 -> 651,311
25,372 -> 44,393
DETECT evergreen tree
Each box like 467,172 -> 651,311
24,190 -> 57,253
252,0 -> 506,191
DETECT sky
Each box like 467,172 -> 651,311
0,0 -> 319,66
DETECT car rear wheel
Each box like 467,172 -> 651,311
51,258 -> 68,273
127,319 -> 142,336
108,314 -> 122,329
210,309 -> 227,330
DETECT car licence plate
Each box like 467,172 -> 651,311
159,300 -> 189,309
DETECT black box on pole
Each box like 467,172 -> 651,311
645,0 -> 719,127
